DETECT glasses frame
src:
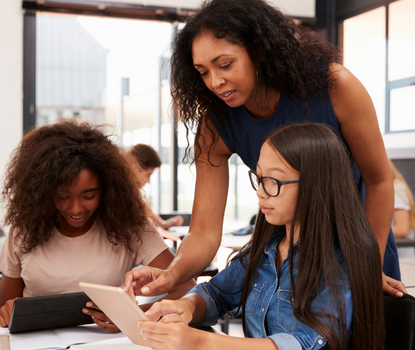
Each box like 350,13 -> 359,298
248,170 -> 299,197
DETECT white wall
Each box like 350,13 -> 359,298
0,0 -> 23,200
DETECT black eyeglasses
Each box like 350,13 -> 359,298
248,170 -> 299,197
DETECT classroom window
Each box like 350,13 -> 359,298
342,1 -> 415,134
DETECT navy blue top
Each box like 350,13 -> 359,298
210,90 -> 401,279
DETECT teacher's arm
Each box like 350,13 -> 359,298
329,63 -> 406,296
124,120 -> 232,296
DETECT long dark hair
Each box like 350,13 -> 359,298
236,123 -> 383,349
2,120 -> 149,253
170,0 -> 341,162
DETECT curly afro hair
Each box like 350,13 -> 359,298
2,119 -> 149,253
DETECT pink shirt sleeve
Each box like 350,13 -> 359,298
0,229 -> 23,278
134,220 -> 169,267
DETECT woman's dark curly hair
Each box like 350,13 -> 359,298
2,120 -> 149,253
171,0 -> 341,162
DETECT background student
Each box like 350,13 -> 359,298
0,120 -> 195,330
390,160 -> 415,239
136,123 -> 385,350
124,0 -> 405,298
129,143 -> 184,230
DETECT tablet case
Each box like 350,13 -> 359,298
9,291 -> 93,333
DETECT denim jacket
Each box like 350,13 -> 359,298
189,230 -> 353,350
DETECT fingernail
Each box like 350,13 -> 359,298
397,291 -> 404,297
82,308 -> 89,314
86,301 -> 93,307
142,286 -> 150,294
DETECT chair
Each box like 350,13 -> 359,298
384,293 -> 415,350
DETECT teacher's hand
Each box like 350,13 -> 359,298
382,272 -> 407,298
123,267 -> 176,299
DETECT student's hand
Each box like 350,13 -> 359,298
123,267 -> 176,298
82,301 -> 120,332
0,298 -> 18,327
144,299 -> 193,324
138,314 -> 197,350
383,272 -> 407,298
164,216 -> 184,229
160,216 -> 184,229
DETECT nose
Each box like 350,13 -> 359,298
210,70 -> 225,90
68,198 -> 83,214
256,182 -> 268,198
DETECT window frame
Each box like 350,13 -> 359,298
337,0 -> 415,134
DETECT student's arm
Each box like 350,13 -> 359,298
329,63 -> 406,297
138,316 -> 279,350
392,209 -> 410,238
152,215 -> 184,230
0,275 -> 24,327
124,122 -> 232,295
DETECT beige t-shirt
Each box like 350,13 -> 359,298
0,218 -> 168,297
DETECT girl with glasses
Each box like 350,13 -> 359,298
137,123 -> 384,350
124,0 -> 405,301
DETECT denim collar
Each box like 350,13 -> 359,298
264,226 -> 300,255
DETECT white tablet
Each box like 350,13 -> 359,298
79,282 -> 149,347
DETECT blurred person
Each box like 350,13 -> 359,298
129,144 -> 184,246
390,160 -> 415,239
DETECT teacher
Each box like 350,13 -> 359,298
124,0 -> 406,298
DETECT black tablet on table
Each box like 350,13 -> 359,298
8,291 -> 93,333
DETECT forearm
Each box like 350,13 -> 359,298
392,210 -> 410,238
168,231 -> 221,286
392,226 -> 408,238
190,329 -> 278,350
364,180 -> 394,263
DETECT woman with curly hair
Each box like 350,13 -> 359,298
0,120 -> 195,330
125,0 -> 406,299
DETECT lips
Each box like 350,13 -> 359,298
68,214 -> 85,222
218,90 -> 235,101
259,205 -> 273,214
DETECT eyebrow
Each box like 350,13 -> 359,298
83,188 -> 99,193
256,163 -> 287,174
194,54 -> 232,67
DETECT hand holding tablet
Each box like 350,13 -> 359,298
79,282 -> 149,347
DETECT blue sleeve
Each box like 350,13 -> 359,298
188,255 -> 247,326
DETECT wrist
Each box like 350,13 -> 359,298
189,327 -> 208,350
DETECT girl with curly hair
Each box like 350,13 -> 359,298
0,120 -> 195,330
138,123 -> 385,350
125,0 -> 406,299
